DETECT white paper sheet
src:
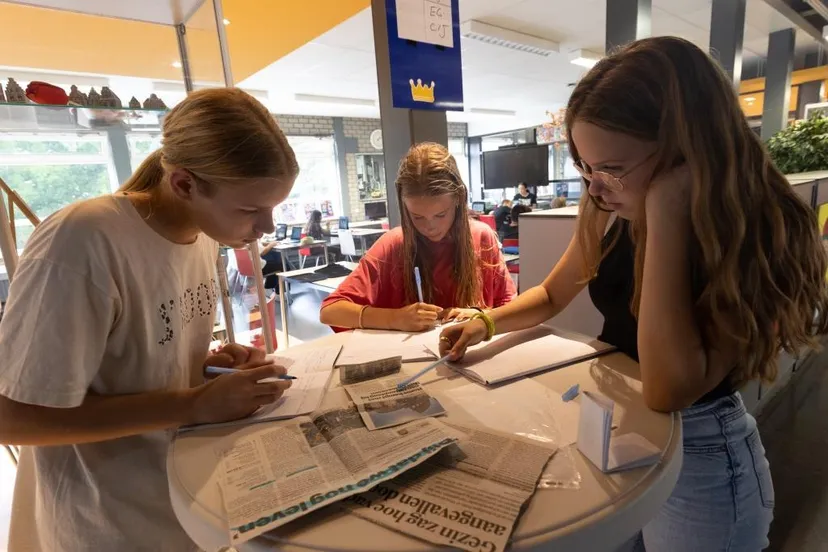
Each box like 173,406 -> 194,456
395,0 -> 454,48
179,345 -> 342,432
336,330 -> 437,366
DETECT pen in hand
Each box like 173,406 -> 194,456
205,365 -> 297,381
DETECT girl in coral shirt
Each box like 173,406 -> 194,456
320,142 -> 515,332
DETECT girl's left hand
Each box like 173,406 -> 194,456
645,165 -> 692,219
441,308 -> 480,323
206,343 -> 266,370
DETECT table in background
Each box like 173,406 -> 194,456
271,240 -> 329,273
168,328 -> 682,552
504,253 -> 520,264
277,261 -> 357,348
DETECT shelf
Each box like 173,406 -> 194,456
0,102 -> 166,132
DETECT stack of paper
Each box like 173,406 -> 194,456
335,329 -> 438,366
449,326 -> 614,386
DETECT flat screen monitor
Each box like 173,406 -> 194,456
275,224 -> 287,240
364,201 -> 387,220
482,144 -> 549,190
339,216 -> 350,230
471,201 -> 486,212
290,226 -> 302,240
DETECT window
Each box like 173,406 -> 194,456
274,136 -> 340,224
128,132 -> 163,170
0,133 -> 118,249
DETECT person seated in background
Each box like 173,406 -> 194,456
551,196 -> 567,208
304,209 -> 330,241
492,199 -> 512,235
260,239 -> 284,289
319,142 -> 516,332
513,182 -> 537,207
501,204 -> 532,241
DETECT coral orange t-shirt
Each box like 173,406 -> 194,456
322,220 -> 516,323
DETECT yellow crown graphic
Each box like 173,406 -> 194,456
409,79 -> 435,103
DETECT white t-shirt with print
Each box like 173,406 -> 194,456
0,194 -> 219,551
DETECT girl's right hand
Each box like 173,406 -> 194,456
188,360 -> 291,425
438,319 -> 488,361
397,302 -> 443,332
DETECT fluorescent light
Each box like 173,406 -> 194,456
468,108 -> 516,117
223,18 -> 231,25
171,61 -> 182,69
461,20 -> 558,57
807,0 -> 828,22
569,49 -> 601,68
744,96 -> 756,103
294,93 -> 376,107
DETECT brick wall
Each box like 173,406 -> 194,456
273,114 -> 467,222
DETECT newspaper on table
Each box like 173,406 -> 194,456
343,374 -> 447,430
339,356 -> 402,385
215,392 -> 461,545
180,345 -> 342,432
343,421 -> 556,552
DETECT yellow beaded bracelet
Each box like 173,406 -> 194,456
470,312 -> 495,341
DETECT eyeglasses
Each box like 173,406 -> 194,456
573,152 -> 656,194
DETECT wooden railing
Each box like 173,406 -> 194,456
0,177 -> 39,246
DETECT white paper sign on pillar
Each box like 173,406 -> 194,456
396,0 -> 454,48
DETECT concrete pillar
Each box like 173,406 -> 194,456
709,0 -> 746,87
371,0 -> 449,228
606,0 -> 652,54
761,28 -> 795,141
468,136 -> 483,201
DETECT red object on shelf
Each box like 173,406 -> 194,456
25,81 -> 69,105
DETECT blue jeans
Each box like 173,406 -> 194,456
637,393 -> 774,551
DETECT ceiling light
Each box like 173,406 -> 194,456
744,96 -> 756,103
468,108 -> 516,117
461,20 -> 558,57
171,61 -> 183,69
294,93 -> 376,107
223,18 -> 231,25
569,49 -> 601,69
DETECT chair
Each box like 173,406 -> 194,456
502,238 -> 519,249
248,294 -> 278,351
298,233 -> 325,269
338,229 -> 358,261
232,248 -> 278,300
479,214 -> 496,232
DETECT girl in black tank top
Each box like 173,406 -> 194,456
589,220 -> 733,404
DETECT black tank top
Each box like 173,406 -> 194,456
588,219 -> 733,405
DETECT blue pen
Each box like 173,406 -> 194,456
205,365 -> 297,380
414,266 -> 424,303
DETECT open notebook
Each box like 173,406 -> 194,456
335,329 -> 438,366
444,326 -> 615,386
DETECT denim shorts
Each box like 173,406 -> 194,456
638,393 -> 774,551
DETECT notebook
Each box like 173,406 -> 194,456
446,326 -> 614,386
577,391 -> 661,473
179,345 -> 342,432
335,329 -> 438,366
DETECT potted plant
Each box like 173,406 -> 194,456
766,114 -> 828,175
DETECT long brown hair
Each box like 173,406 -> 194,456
119,88 -> 298,195
396,142 -> 483,307
567,36 -> 828,386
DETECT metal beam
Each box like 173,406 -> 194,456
762,28 -> 796,140
710,0 -> 746,87
606,0 -> 652,53
175,24 -> 194,93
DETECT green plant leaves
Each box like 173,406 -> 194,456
767,114 -> 828,175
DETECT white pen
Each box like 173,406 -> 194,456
395,355 -> 451,391
205,365 -> 297,381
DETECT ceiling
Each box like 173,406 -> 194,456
3,0 -> 207,25
238,0 -> 822,135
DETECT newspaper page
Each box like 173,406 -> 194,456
216,405 -> 461,545
344,375 -> 447,430
339,356 -> 402,385
343,422 -> 556,552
